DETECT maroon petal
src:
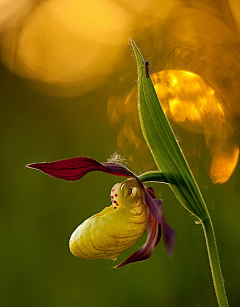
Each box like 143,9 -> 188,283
114,209 -> 161,268
102,162 -> 136,178
161,215 -> 175,257
27,157 -> 135,181
145,188 -> 175,256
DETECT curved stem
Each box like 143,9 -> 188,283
202,218 -> 229,307
138,171 -> 169,184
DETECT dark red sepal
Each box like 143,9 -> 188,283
27,157 -> 135,181
114,209 -> 161,268
145,188 -> 175,256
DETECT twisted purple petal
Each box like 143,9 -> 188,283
145,189 -> 175,256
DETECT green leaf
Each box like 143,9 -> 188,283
130,38 -> 209,221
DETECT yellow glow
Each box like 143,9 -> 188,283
171,78 -> 178,86
0,0 -> 33,30
152,70 -> 239,183
109,69 -> 239,182
0,0 -> 188,96
152,70 -> 227,132
210,144 -> 239,184
54,0 -> 130,44
1,0 -> 132,96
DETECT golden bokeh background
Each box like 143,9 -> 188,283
1,0 -> 240,306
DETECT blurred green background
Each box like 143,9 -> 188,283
1,0 -> 240,306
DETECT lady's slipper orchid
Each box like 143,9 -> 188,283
28,157 -> 175,268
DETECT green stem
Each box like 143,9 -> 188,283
202,218 -> 229,307
138,171 -> 169,184
139,174 -> 229,306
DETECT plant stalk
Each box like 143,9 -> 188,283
202,217 -> 229,307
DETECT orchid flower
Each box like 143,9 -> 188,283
28,157 -> 175,268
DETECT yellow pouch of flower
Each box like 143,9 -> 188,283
69,178 -> 147,260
